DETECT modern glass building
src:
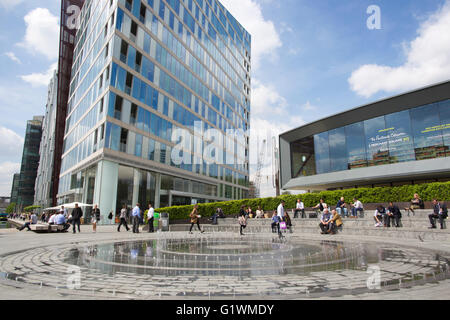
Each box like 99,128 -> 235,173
57,0 -> 251,220
280,81 -> 450,191
34,71 -> 58,210
16,116 -> 44,209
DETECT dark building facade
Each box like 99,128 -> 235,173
280,81 -> 450,191
10,173 -> 20,205
16,116 -> 44,209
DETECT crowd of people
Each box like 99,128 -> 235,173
9,193 -> 447,235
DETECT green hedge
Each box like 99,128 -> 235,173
157,181 -> 450,220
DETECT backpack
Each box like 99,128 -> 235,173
108,212 -> 113,220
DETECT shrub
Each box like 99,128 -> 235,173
156,181 -> 450,220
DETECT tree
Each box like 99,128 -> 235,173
5,202 -> 16,214
24,205 -> 41,213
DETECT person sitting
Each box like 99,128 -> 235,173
351,198 -> 364,218
373,205 -> 385,227
313,199 -> 327,214
55,211 -> 71,232
48,213 -> 57,225
336,197 -> 348,218
319,209 -> 332,234
284,210 -> 293,233
248,207 -> 254,218
255,206 -> 264,219
210,208 -> 221,225
387,202 -> 402,228
329,209 -> 343,234
294,199 -> 305,218
428,199 -> 448,229
271,212 -> 282,236
405,193 -> 424,217
17,213 -> 37,231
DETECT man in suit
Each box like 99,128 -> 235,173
429,199 -> 448,229
72,203 -> 83,234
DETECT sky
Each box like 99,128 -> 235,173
0,0 -> 449,197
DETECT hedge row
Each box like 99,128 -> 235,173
157,181 -> 450,220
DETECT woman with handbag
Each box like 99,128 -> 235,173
239,208 -> 247,236
189,204 -> 204,234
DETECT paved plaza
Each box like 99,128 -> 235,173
1,217 -> 450,300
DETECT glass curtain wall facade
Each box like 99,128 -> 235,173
17,117 -> 44,210
58,0 -> 251,220
291,99 -> 450,179
34,72 -> 58,211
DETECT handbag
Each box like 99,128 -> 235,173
280,221 -> 287,230
108,212 -> 113,220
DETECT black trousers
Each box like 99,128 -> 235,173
294,209 -> 305,219
319,222 -> 330,233
72,219 -> 81,233
19,222 -> 31,231
190,221 -> 202,232
148,217 -> 154,232
429,213 -> 445,228
118,218 -> 129,231
240,224 -> 246,235
132,216 -> 140,233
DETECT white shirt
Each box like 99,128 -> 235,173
48,215 -> 56,224
277,204 -> 284,218
296,202 -> 304,209
148,208 -> 154,219
354,200 -> 363,209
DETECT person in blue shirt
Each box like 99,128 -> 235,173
132,203 -> 141,234
271,212 -> 282,236
319,209 -> 332,234
55,211 -> 70,232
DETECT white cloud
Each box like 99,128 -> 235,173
0,126 -> 24,158
5,52 -> 21,64
251,79 -> 288,117
17,8 -> 60,60
220,0 -> 282,69
349,1 -> 450,98
0,0 -> 24,10
301,101 -> 317,111
20,62 -> 57,87
0,162 -> 21,197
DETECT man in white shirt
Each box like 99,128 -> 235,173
147,204 -> 155,233
277,201 -> 285,220
294,199 -> 305,218
132,204 -> 141,233
351,198 -> 364,218
48,213 -> 57,225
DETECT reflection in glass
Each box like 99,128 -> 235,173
364,116 -> 389,166
385,110 -> 415,163
290,136 -> 316,178
438,100 -> 450,156
314,132 -> 330,174
345,122 -> 367,169
411,104 -> 444,160
328,128 -> 347,172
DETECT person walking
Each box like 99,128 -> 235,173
238,209 -> 247,236
92,204 -> 101,233
117,204 -> 130,232
277,200 -> 285,220
146,204 -> 155,233
72,203 -> 83,234
189,204 -> 204,234
132,203 -> 141,233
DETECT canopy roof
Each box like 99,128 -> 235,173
43,203 -> 93,211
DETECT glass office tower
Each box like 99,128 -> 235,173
58,0 -> 251,220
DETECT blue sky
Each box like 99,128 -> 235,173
0,0 -> 449,197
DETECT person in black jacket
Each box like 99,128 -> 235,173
387,202 -> 402,228
72,203 -> 83,234
429,199 -> 448,229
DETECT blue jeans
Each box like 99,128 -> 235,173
336,207 -> 348,217
351,207 -> 363,217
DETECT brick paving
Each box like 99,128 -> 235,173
0,224 -> 449,300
